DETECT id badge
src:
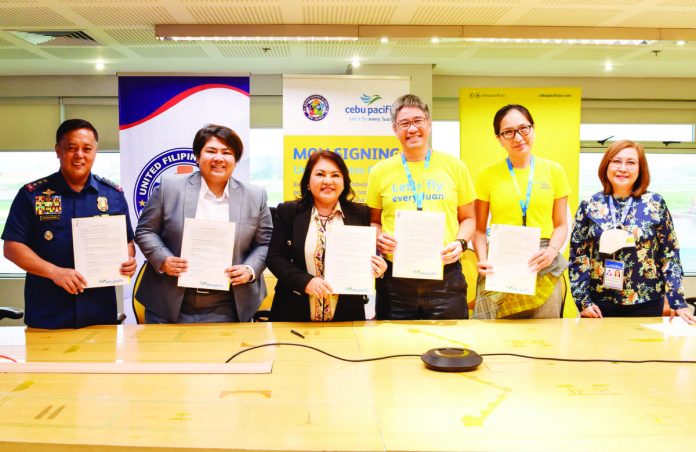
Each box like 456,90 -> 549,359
603,259 -> 624,290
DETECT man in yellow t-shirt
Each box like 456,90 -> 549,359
367,94 -> 476,320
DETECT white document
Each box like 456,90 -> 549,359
641,317 -> 696,337
324,225 -> 376,295
485,224 -> 541,295
392,210 -> 445,280
72,215 -> 129,288
178,218 -> 235,291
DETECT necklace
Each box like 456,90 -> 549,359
317,212 -> 333,230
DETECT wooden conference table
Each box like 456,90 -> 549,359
0,318 -> 695,451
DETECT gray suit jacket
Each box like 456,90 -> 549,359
134,172 -> 272,322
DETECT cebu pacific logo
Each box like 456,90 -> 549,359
303,94 -> 329,121
360,94 -> 382,105
344,93 -> 391,121
133,147 -> 197,218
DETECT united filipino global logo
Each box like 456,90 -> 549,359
303,94 -> 329,121
133,147 -> 197,218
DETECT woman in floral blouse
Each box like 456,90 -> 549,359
569,140 -> 694,323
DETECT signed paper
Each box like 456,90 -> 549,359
72,215 -> 129,288
178,218 -> 235,290
392,210 -> 445,280
641,318 -> 696,337
485,224 -> 540,295
324,225 -> 376,295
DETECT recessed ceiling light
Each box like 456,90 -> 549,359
431,37 -> 440,44
380,37 -> 388,44
604,61 -> 613,72
676,40 -> 686,46
351,57 -> 361,68
95,59 -> 105,71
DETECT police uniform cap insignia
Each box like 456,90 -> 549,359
44,230 -> 53,241
25,177 -> 48,193
97,196 -> 109,212
95,175 -> 123,192
42,189 -> 55,196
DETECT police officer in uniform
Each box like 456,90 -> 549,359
2,119 -> 137,329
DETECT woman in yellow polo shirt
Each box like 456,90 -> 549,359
472,104 -> 570,319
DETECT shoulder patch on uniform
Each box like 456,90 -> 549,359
25,177 -> 48,193
95,175 -> 123,192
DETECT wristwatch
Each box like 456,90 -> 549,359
457,239 -> 468,252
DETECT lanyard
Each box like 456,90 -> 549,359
401,149 -> 431,211
607,196 -> 633,230
505,156 -> 535,226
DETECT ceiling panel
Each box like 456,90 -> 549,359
40,47 -> 126,59
410,6 -> 509,25
629,48 -> 696,61
550,46 -> 637,59
617,10 -> 696,27
103,28 -> 159,45
128,46 -> 208,58
515,7 -> 621,26
389,41 -> 468,58
306,41 -> 379,57
71,6 -> 177,26
0,6 -> 74,26
658,0 -> 696,6
218,43 -> 292,58
187,5 -> 283,24
302,5 -> 396,24
541,0 -> 642,5
471,47 -> 551,58
0,48 -> 44,59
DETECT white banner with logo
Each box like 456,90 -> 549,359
118,75 -> 250,323
282,75 -> 410,202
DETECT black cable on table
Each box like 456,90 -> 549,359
225,342 -> 419,363
225,342 -> 696,365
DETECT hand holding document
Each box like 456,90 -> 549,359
72,215 -> 129,288
178,218 -> 235,290
484,224 -> 540,295
324,225 -> 377,295
392,210 -> 445,280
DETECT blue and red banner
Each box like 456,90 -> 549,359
118,75 -> 250,322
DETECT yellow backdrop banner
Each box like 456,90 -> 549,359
283,135 -> 400,202
459,87 -> 582,316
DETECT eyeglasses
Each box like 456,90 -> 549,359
395,117 -> 429,130
498,124 -> 533,140
609,158 -> 639,170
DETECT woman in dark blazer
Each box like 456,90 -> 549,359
267,151 -> 386,321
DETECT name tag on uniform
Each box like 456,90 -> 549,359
603,259 -> 624,290
599,228 -> 635,255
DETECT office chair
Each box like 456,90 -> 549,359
0,307 -> 24,322
252,272 -> 276,322
686,297 -> 696,314
460,248 -> 479,313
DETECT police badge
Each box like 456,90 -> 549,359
97,196 -> 109,212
